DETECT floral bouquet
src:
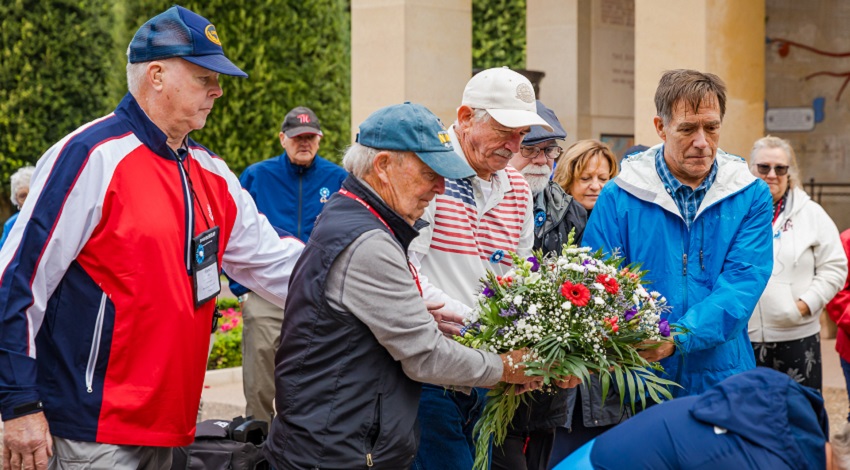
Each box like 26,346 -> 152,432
456,236 -> 680,470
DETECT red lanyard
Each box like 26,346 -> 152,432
772,196 -> 786,225
339,189 -> 422,297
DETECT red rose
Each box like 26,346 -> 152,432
596,274 -> 619,295
560,281 -> 591,307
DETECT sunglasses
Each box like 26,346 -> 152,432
520,146 -> 563,160
755,164 -> 789,176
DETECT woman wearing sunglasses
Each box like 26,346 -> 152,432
747,135 -> 847,391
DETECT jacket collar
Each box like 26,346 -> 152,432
341,176 -> 424,251
616,144 -> 758,219
281,152 -> 319,175
114,92 -> 190,161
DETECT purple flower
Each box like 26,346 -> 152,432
499,305 -> 518,318
527,256 -> 540,272
658,319 -> 671,337
582,258 -> 593,266
482,285 -> 495,298
624,307 -> 638,322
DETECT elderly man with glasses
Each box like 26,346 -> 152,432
407,67 -> 556,470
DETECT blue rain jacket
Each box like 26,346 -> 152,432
572,367 -> 829,469
583,145 -> 774,396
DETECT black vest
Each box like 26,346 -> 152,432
264,176 -> 424,470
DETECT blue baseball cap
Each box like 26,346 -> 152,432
129,6 -> 247,78
523,100 -> 567,146
356,102 -> 475,179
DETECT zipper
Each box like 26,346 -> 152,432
85,292 -> 108,393
176,157 -> 194,274
365,393 -> 382,467
297,174 -> 303,239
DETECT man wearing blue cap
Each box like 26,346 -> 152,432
263,103 -> 542,470
0,6 -> 303,469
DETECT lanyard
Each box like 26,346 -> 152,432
339,188 -> 422,297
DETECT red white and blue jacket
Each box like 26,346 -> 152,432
0,93 -> 303,447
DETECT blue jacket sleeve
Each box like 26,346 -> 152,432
674,182 -> 774,354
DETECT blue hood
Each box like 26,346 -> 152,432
689,367 -> 828,470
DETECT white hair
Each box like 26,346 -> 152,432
472,108 -> 491,123
10,166 -> 35,208
342,143 -> 408,178
342,143 -> 382,178
750,135 -> 800,189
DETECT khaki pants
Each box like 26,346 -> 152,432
241,293 -> 283,421
49,437 -> 171,470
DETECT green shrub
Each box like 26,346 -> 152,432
114,0 -> 351,171
207,299 -> 243,370
472,0 -> 526,70
0,0 -> 118,218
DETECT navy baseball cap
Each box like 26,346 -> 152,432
523,100 -> 567,146
356,103 -> 475,179
128,5 -> 247,78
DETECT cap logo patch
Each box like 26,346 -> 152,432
515,83 -> 534,103
205,25 -> 221,45
296,114 -> 311,124
438,130 -> 452,148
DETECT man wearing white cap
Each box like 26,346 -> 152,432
408,67 -> 553,469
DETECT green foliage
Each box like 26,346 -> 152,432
0,0 -> 118,217
208,298 -> 243,370
115,0 -> 351,172
472,0 -> 526,70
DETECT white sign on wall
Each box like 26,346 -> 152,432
765,107 -> 816,132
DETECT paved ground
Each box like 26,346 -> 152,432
1,339 -> 848,469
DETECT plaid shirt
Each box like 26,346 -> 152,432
655,147 -> 718,228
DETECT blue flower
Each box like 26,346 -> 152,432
527,256 -> 540,272
624,307 -> 638,322
499,305 -> 518,318
534,210 -> 546,227
489,250 -> 505,264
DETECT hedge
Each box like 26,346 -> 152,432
472,0 -> 526,70
115,0 -> 351,174
0,0 -> 118,218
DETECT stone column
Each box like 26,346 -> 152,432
351,0 -> 472,138
634,0 -> 765,157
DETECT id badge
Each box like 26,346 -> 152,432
192,226 -> 221,307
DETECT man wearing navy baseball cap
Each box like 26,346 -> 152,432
0,6 -> 306,470
263,103 -> 542,469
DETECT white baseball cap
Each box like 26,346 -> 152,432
461,67 -> 553,131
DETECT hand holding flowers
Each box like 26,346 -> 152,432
455,234 -> 682,470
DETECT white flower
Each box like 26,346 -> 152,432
561,301 -> 572,311
514,295 -> 524,305
526,272 -> 541,285
650,291 -> 661,298
528,304 -> 539,315
594,296 -> 605,306
592,282 -> 605,291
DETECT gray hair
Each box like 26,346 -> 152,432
471,108 -> 491,124
750,135 -> 800,189
10,166 -> 35,208
342,143 -> 412,178
126,45 -> 148,97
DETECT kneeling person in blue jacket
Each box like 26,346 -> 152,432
557,367 -> 849,470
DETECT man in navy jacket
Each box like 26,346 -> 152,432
235,106 -> 347,420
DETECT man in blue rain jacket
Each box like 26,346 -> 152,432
583,69 -> 774,396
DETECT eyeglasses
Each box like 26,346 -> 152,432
520,146 -> 563,160
755,164 -> 789,176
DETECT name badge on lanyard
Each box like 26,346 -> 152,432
192,226 -> 221,307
